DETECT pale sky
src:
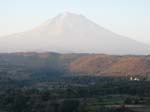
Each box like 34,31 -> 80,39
0,0 -> 150,44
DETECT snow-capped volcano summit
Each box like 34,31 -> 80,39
0,12 -> 149,54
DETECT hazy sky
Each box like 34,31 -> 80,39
0,0 -> 150,44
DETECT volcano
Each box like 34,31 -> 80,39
0,12 -> 149,54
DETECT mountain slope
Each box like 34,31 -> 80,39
68,54 -> 150,76
0,12 -> 149,54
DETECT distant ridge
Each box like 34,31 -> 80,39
0,52 -> 150,80
0,12 -> 150,54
